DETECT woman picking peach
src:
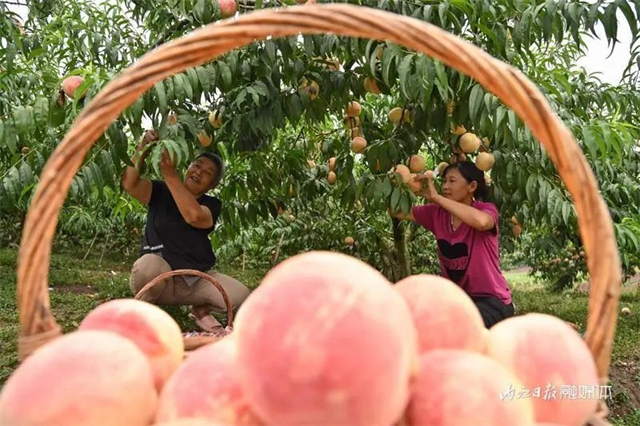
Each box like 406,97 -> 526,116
392,161 -> 515,328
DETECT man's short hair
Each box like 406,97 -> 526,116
195,152 -> 225,189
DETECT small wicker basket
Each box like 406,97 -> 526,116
15,4 -> 622,424
133,269 -> 235,352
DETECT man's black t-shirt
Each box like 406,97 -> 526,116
138,180 -> 222,272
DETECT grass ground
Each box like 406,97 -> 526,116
0,247 -> 638,424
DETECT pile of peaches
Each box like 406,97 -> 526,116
0,251 -> 602,426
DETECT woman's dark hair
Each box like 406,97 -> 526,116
442,161 -> 489,201
195,152 -> 225,188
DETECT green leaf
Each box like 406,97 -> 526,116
264,40 -> 276,63
537,175 -> 549,202
477,22 -> 501,53
469,84 -> 483,122
89,161 -> 105,197
562,200 -> 572,225
417,55 -> 435,103
365,39 -> 377,76
303,35 -> 315,57
154,82 -> 167,114
434,60 -> 449,100
543,0 -> 557,42
225,51 -> 239,76
234,90 -> 247,109
587,2 -> 601,36
13,107 -> 33,136
196,66 -> 211,96
547,188 -> 561,225
218,61 -> 232,91
525,174 -> 537,203
567,2 -> 580,26
581,126 -> 598,158
513,8 -> 531,52
186,68 -> 200,94
253,81 -> 270,98
601,3 -> 619,51
381,48 -> 396,88
483,93 -> 495,114
108,123 -> 131,167
162,139 -> 186,168
624,227 -> 640,253
320,34 -> 338,56
495,105 -> 507,128
3,123 -> 18,152
33,98 -> 49,127
246,86 -> 260,106
194,0 -> 206,21
505,159 -> 514,183
390,186 -> 401,212
69,179 -> 78,200
400,193 -> 411,216
508,109 -> 519,140
180,73 -> 194,100
18,161 -> 34,188
288,94 -> 303,122
438,1 -> 449,25
49,92 -> 66,127
172,75 -> 186,103
596,124 -> 610,158
398,53 -> 414,100
382,177 -> 393,197
6,43 -> 16,73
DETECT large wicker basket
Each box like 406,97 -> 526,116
16,4 -> 622,424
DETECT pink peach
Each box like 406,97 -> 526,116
155,418 -> 230,425
405,349 -> 535,426
79,298 -> 184,391
61,75 -> 85,99
0,330 -> 157,425
395,274 -> 487,354
156,336 -> 264,425
234,251 -> 419,426
486,313 -> 600,425
219,0 -> 237,18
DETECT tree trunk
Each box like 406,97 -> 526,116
378,241 -> 396,282
391,218 -> 412,281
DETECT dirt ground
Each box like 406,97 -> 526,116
608,360 -> 640,419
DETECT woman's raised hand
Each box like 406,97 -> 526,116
140,129 -> 159,148
413,171 -> 439,201
413,170 -> 433,182
159,149 -> 178,178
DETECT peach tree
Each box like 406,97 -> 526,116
1,0 -> 639,285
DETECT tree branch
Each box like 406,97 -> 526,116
151,18 -> 192,49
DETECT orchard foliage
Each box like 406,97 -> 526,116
1,0 -> 639,287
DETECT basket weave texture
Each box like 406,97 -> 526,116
15,4 -> 622,423
134,269 -> 235,351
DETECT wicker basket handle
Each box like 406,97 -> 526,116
17,4 -> 621,405
134,269 -> 235,328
